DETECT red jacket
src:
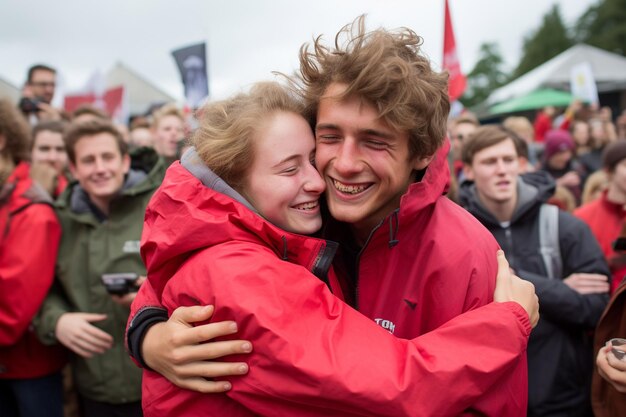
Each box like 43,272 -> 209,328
0,162 -> 67,379
134,153 -> 531,417
575,191 -> 626,292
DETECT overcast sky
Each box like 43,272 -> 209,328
1,0 -> 597,102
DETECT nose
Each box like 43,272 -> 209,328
333,138 -> 362,175
303,165 -> 326,194
495,159 -> 506,173
94,157 -> 107,172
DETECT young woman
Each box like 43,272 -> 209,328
132,82 -> 535,416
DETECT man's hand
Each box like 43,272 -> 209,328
142,305 -> 253,393
556,171 -> 581,188
596,343 -> 626,393
493,250 -> 540,328
55,312 -> 113,358
563,273 -> 609,294
36,102 -> 62,121
111,276 -> 146,307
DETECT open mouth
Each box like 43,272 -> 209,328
292,201 -> 319,211
332,179 -> 371,195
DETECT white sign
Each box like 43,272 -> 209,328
570,61 -> 599,105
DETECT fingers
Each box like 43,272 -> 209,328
171,377 -> 234,394
171,305 -> 215,326
564,273 -> 610,294
80,313 -> 109,323
173,320 -> 241,347
172,340 -> 253,364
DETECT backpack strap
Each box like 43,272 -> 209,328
539,203 -> 562,280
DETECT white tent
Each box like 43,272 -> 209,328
487,44 -> 626,105
105,62 -> 177,116
0,76 -> 20,104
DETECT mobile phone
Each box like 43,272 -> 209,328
101,272 -> 139,295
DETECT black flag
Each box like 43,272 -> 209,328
172,42 -> 209,108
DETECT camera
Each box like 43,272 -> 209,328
18,97 -> 42,113
101,272 -> 139,295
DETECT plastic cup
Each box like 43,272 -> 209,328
609,338 -> 626,361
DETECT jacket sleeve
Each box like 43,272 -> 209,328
518,213 -> 610,328
35,277 -> 74,345
0,204 -> 60,345
126,277 -> 168,368
158,242 -> 531,417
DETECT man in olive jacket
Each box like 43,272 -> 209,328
36,119 -> 165,417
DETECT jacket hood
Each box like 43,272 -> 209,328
459,170 -> 556,226
142,148 -> 335,299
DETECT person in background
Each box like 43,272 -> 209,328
35,119 -> 165,417
0,99 -> 66,417
533,105 -> 556,143
128,117 -> 154,149
70,105 -> 110,124
571,119 -> 592,156
448,112 -> 479,180
575,141 -> 626,293
540,129 -> 583,204
151,104 -> 184,164
18,64 -> 62,124
503,116 -> 540,170
29,120 -> 69,198
581,170 -> 609,206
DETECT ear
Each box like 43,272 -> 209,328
463,164 -> 475,181
122,153 -> 131,174
0,134 -> 5,152
412,154 -> 435,171
68,161 -> 77,178
518,156 -> 529,173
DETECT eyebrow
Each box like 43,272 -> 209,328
316,123 -> 394,140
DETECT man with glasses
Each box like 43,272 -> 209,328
19,64 -> 62,124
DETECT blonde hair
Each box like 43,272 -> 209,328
503,116 -> 534,142
152,103 -> 184,127
581,170 -> 608,205
193,82 -> 306,192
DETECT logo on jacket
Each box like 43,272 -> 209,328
374,318 -> 396,334
122,240 -> 141,253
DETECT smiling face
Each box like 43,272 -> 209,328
69,133 -> 130,214
31,129 -> 68,174
243,111 -> 325,235
464,138 -> 519,210
314,83 -> 431,242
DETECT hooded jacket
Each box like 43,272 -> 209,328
0,161 -> 67,379
35,149 -> 165,404
574,190 -> 626,293
460,170 -> 610,417
133,147 -> 531,417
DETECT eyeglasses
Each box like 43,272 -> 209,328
30,81 -> 56,88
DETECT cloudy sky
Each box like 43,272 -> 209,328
1,0 -> 596,102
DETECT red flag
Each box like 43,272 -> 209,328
64,86 -> 126,122
443,0 -> 466,101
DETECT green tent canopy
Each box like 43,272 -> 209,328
489,88 -> 579,115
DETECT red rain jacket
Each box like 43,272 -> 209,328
0,162 -> 66,379
133,149 -> 530,416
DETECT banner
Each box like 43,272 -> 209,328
172,42 -> 209,108
64,85 -> 127,123
570,61 -> 599,105
443,0 -> 466,102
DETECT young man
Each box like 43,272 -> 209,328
35,120 -> 165,417
575,140 -> 626,292
459,125 -> 610,417
128,18 -> 538,415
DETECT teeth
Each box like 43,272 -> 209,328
333,179 -> 367,194
294,201 -> 318,210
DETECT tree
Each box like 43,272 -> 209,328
512,4 -> 574,79
575,0 -> 626,55
461,42 -> 508,108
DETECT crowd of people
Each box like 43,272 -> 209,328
1,16 -> 625,417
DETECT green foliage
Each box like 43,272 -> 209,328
512,4 -> 574,79
575,0 -> 626,55
461,43 -> 508,108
